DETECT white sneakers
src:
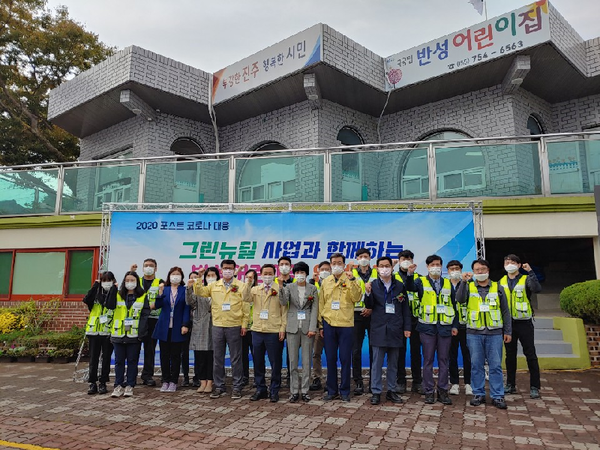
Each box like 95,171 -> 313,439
124,386 -> 134,397
465,384 -> 473,395
160,382 -> 170,392
449,384 -> 460,395
111,385 -> 124,397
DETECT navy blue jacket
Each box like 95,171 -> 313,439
153,285 -> 191,343
364,277 -> 411,348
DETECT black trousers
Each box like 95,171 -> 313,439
180,333 -> 190,380
352,312 -> 372,385
398,318 -> 422,384
159,329 -> 183,384
505,319 -> 541,389
87,335 -> 113,384
141,318 -> 158,381
242,330 -> 253,381
449,326 -> 471,385
194,350 -> 214,381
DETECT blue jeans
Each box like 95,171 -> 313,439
466,333 -> 504,399
323,321 -> 353,396
252,332 -> 283,395
113,342 -> 141,388
371,346 -> 400,395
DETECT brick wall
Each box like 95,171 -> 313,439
549,4 -> 587,76
586,324 -> 600,367
0,301 -> 89,333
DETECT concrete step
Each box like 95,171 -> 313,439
532,317 -> 555,329
535,329 -> 564,340
536,293 -> 561,311
517,340 -> 572,355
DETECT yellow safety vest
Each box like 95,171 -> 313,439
418,277 -> 455,325
142,277 -> 161,318
395,272 -> 420,317
500,275 -> 532,320
85,301 -> 114,336
466,282 -> 503,331
352,268 -> 378,310
111,292 -> 147,338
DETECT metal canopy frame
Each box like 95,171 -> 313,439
100,201 -> 484,272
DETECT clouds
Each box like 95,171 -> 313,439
47,0 -> 598,72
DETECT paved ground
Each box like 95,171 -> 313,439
0,364 -> 599,450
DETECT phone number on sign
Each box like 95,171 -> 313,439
449,40 -> 524,69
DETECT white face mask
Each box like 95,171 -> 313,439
101,282 -> 113,291
279,265 -> 291,275
473,273 -> 489,282
378,267 -> 392,277
400,260 -> 411,270
295,274 -> 306,283
222,269 -> 234,279
331,265 -> 344,275
358,258 -> 370,267
206,277 -> 217,284
125,282 -> 137,291
449,271 -> 462,280
428,267 -> 442,277
505,264 -> 519,274
143,266 -> 155,276
262,275 -> 274,285
319,271 -> 331,280
170,275 -> 182,285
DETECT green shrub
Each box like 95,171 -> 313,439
560,280 -> 600,324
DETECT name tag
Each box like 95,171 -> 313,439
436,305 -> 447,314
297,310 -> 306,320
385,303 -> 395,314
331,301 -> 340,310
260,310 -> 269,320
124,318 -> 134,329
170,311 -> 174,318
489,299 -> 497,306
222,303 -> 231,311
99,315 -> 108,324
479,304 -> 490,313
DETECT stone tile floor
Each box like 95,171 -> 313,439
0,364 -> 599,450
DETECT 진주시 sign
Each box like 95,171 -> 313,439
384,0 -> 551,91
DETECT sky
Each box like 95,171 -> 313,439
46,0 -> 600,73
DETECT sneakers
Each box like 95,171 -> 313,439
98,383 -> 108,395
111,385 -> 124,397
289,393 -> 300,403
231,390 -> 242,399
424,392 -> 435,404
437,389 -> 452,405
504,384 -> 517,395
301,393 -> 311,402
209,389 -> 226,399
167,382 -> 177,392
465,384 -> 473,396
449,384 -> 459,395
123,386 -> 134,397
530,387 -> 541,399
492,397 -> 507,409
87,383 -> 98,395
470,395 -> 485,406
160,382 -> 170,392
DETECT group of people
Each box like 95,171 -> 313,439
83,249 -> 542,409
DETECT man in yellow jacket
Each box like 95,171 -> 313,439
319,252 -> 362,402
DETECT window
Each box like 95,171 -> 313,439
67,250 -> 94,295
336,127 -> 365,201
12,252 -> 66,295
527,115 -> 544,136
0,252 -> 13,296
94,150 -> 136,209
170,138 -> 203,156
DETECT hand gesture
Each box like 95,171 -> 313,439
187,279 -> 195,288
407,263 -> 417,274
462,272 -> 473,282
130,263 -> 138,272
392,258 -> 399,267
365,282 -> 372,294
158,283 -> 165,296
345,269 -> 354,279
522,263 -> 532,272
197,267 -> 206,278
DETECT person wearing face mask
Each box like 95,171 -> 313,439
194,259 -> 250,399
405,255 -> 458,406
446,260 -> 472,396
241,269 -> 257,388
318,253 -> 362,402
83,271 -> 118,395
309,261 -> 331,392
105,271 -> 150,398
394,250 -> 423,395
152,267 -> 190,392
243,264 -> 288,402
364,257 -> 411,405
457,259 -> 512,409
280,261 -> 319,402
130,259 -> 164,387
186,269 -> 218,393
276,256 -> 294,386
500,254 -> 542,399
350,248 -> 376,396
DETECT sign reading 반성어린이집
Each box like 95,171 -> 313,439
106,211 -> 477,282
212,24 -> 322,104
384,0 -> 551,91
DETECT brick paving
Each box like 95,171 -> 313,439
0,364 -> 599,450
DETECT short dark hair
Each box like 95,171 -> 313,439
221,259 -> 236,268
99,271 -> 116,282
318,260 -> 331,269
471,259 -> 490,270
278,256 -> 292,265
446,260 -> 463,269
204,267 -> 220,286
426,254 -> 442,266
119,271 -> 145,299
293,261 -> 310,275
356,248 -> 371,258
376,256 -> 393,266
165,266 -> 185,286
261,264 -> 277,274
330,252 -> 345,263
143,258 -> 157,267
504,254 -> 521,264
189,271 -> 199,278
398,250 -> 414,259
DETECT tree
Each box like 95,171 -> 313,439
0,0 -> 113,165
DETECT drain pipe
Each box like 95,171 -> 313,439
208,74 -> 220,154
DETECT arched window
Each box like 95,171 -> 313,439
170,137 -> 204,155
168,138 -> 204,201
237,142 -> 296,202
336,126 -> 364,200
527,115 -> 544,136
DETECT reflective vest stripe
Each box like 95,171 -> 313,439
111,292 -> 147,338
142,277 -> 161,318
466,282 -> 503,330
352,268 -> 378,309
418,277 -> 454,325
395,272 -> 420,317
500,275 -> 532,320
